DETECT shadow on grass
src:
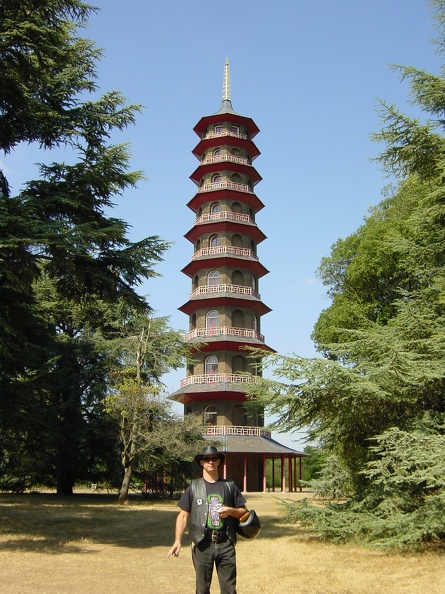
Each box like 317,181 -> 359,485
0,493 -> 179,554
0,493 -> 311,555
254,513 -> 319,543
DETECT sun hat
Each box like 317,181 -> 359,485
194,445 -> 225,466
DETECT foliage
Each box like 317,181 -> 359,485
283,420 -> 445,548
247,0 -> 445,547
105,312 -> 202,503
308,454 -> 354,500
300,445 -> 327,482
0,1 -> 170,495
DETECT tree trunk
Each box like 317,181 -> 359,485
118,463 -> 133,504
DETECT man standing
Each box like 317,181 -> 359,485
167,446 -> 247,594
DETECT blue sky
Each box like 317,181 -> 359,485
3,1 -> 441,448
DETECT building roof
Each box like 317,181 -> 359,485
205,433 -> 306,457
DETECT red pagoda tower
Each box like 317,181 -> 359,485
171,59 -> 304,491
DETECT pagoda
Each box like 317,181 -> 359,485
171,58 -> 304,491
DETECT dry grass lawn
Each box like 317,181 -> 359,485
0,489 -> 444,594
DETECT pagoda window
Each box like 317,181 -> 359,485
208,271 -> 219,286
250,239 -> 256,254
232,270 -> 243,285
205,355 -> 218,375
232,234 -> 242,248
212,173 -> 222,184
193,275 -> 198,290
206,310 -> 219,330
214,125 -> 223,134
232,355 -> 246,373
209,234 -> 220,248
191,313 -> 197,329
211,202 -> 221,214
203,405 -> 217,425
195,238 -> 201,252
231,173 -> 241,183
253,315 -> 259,332
232,309 -> 244,328
231,148 -> 240,156
231,125 -> 240,135
251,276 -> 257,291
213,148 -> 222,158
232,201 -> 242,213
232,405 -> 247,426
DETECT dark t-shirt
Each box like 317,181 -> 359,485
178,479 -> 246,531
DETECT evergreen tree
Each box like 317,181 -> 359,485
0,1 -> 169,494
248,0 -> 445,546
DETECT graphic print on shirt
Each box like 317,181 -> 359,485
207,493 -> 224,530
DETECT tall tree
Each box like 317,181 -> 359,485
247,0 -> 445,546
0,1 -> 169,494
105,313 -> 202,504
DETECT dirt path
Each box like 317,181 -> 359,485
0,491 -> 444,594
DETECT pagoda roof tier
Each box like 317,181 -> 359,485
186,339 -> 275,354
179,294 -> 271,316
184,219 -> 266,244
193,113 -> 260,140
187,189 -> 265,214
170,385 -> 248,404
190,160 -> 262,186
192,135 -> 260,160
205,433 -> 306,457
181,255 -> 269,279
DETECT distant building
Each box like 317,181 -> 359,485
171,58 -> 305,491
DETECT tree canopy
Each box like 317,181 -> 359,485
0,1 -> 192,496
248,0 -> 445,547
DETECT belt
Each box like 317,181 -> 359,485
205,529 -> 228,543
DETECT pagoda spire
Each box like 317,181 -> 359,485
222,55 -> 231,102
217,56 -> 236,114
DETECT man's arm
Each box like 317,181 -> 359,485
167,509 -> 189,557
218,506 -> 246,520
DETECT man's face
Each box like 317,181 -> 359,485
200,455 -> 221,469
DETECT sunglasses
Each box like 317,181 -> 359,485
202,456 -> 219,461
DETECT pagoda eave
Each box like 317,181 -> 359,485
193,114 -> 260,139
181,257 -> 269,278
190,162 -> 262,185
171,389 -> 247,405
187,340 -> 276,354
192,136 -> 260,160
179,295 -> 271,316
184,221 -> 267,244
187,190 -> 265,214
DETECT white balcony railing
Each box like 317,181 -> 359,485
180,373 -> 257,388
195,211 -> 254,225
189,284 -> 260,300
192,246 -> 259,261
197,180 -> 253,194
204,130 -> 248,141
184,326 -> 265,343
201,154 -> 249,166
205,425 -> 271,439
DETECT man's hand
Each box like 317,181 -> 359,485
167,541 -> 181,557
